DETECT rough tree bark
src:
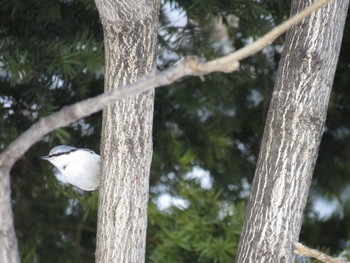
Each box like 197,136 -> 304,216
94,0 -> 160,262
0,172 -> 20,263
235,0 -> 349,262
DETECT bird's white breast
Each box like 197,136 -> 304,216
51,150 -> 100,191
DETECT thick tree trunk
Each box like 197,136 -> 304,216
235,1 -> 349,262
0,169 -> 20,263
94,0 -> 160,262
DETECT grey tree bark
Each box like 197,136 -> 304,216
235,0 -> 349,262
93,0 -> 161,262
0,170 -> 20,263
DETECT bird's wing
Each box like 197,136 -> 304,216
54,169 -> 69,184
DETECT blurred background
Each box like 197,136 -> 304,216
1,0 -> 350,262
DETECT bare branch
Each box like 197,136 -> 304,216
0,0 -> 332,170
293,242 -> 350,263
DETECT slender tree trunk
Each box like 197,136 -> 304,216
94,0 -> 160,262
0,169 -> 20,263
235,1 -> 349,262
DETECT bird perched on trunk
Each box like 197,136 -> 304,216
41,145 -> 100,191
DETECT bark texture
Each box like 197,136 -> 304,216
94,0 -> 160,262
235,1 -> 349,262
0,170 -> 20,263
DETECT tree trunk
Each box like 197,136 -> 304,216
94,0 -> 160,262
0,169 -> 20,263
235,1 -> 349,262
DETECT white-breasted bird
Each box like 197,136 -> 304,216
41,145 -> 100,191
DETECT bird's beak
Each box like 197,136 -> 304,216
40,156 -> 49,160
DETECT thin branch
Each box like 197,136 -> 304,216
293,242 -> 350,263
0,0 -> 332,170
205,0 -> 332,68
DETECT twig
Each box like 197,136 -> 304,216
293,242 -> 350,263
0,0 -> 332,170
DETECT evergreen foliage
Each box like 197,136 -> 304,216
147,181 -> 244,263
1,0 -> 103,261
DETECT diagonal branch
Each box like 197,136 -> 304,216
294,242 -> 350,263
0,0 -> 332,170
